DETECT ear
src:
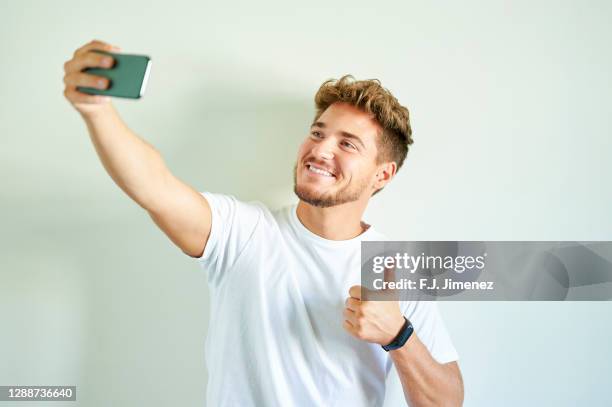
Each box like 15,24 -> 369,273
373,161 -> 397,190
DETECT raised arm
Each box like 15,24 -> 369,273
63,40 -> 211,258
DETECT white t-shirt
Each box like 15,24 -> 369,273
195,192 -> 458,407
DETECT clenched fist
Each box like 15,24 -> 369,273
343,285 -> 405,346
62,39 -> 121,116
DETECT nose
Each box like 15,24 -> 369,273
311,138 -> 335,160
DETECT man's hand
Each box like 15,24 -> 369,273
63,39 -> 122,116
343,285 -> 405,346
344,284 -> 464,406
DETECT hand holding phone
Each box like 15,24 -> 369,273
62,40 -> 152,116
77,51 -> 152,99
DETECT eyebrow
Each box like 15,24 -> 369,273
310,121 -> 366,149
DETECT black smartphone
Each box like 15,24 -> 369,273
77,50 -> 152,99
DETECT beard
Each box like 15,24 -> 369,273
293,163 -> 370,208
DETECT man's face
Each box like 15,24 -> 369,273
294,102 -> 388,208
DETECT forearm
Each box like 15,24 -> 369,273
80,103 -> 170,211
390,333 -> 463,407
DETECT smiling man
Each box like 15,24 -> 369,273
63,40 -> 463,406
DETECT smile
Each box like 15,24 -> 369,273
306,163 -> 336,178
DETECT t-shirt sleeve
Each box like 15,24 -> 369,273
194,192 -> 263,284
401,301 -> 459,364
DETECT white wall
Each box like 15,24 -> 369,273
1,0 -> 611,405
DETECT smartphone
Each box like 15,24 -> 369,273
77,50 -> 152,99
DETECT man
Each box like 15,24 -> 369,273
63,39 -> 464,406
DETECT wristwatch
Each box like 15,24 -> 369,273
382,316 -> 414,352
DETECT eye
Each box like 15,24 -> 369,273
341,140 -> 357,150
311,131 -> 323,138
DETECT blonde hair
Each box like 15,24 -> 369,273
313,75 -> 413,174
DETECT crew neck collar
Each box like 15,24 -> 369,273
289,204 -> 374,247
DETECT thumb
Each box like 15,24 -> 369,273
383,264 -> 396,286
379,263 -> 399,301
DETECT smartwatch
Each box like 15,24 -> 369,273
382,316 -> 414,352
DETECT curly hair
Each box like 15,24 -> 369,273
313,75 -> 413,179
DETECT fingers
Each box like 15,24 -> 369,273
348,285 -> 362,300
343,295 -> 359,333
345,296 -> 359,311
342,320 -> 354,332
63,40 -> 120,107
73,39 -> 121,58
64,50 -> 116,76
63,71 -> 110,90
343,307 -> 356,323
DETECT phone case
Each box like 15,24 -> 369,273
77,50 -> 152,99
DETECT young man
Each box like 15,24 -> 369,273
63,40 -> 464,406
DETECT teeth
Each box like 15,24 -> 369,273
308,164 -> 334,177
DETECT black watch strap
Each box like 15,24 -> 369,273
382,316 -> 414,352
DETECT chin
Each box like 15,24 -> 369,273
295,194 -> 336,208
294,183 -> 333,208
293,164 -> 353,208
294,181 -> 365,208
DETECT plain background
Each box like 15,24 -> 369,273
1,0 -> 611,406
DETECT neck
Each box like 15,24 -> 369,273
296,199 -> 369,240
